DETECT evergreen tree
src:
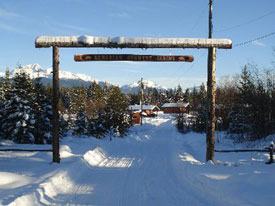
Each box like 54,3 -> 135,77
59,111 -> 69,137
193,83 -> 207,132
184,88 -> 190,102
32,78 -> 52,144
176,113 -> 190,133
73,99 -> 88,136
165,89 -> 175,103
0,71 -> 35,143
151,88 -> 160,106
175,84 -> 184,102
0,68 -> 11,104
87,111 -> 107,138
105,86 -> 131,137
128,93 -> 140,105
86,82 -> 107,137
228,66 -> 254,141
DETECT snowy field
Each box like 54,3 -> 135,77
1,114 -> 275,206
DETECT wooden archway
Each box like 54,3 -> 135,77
35,35 -> 232,163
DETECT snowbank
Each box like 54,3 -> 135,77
9,194 -> 39,206
59,145 -> 75,158
83,147 -> 133,168
0,172 -> 34,189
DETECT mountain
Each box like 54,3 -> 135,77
1,64 -> 168,92
8,64 -> 110,88
120,80 -> 168,94
0,72 -> 4,82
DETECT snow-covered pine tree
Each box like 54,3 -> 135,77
176,113 -> 190,133
128,93 -> 140,105
0,68 -> 12,137
32,78 -> 52,144
0,68 -> 11,103
165,88 -> 176,103
228,103 -> 252,142
151,88 -> 160,106
175,84 -> 184,102
87,81 -> 104,102
0,82 -> 4,105
184,88 -> 190,102
59,111 -> 69,137
59,87 -> 74,131
87,111 -> 107,138
73,95 -> 88,136
86,81 -> 107,138
0,71 -> 35,143
105,86 -> 131,137
228,66 -> 254,141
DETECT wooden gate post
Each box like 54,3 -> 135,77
267,142 -> 274,164
52,46 -> 60,163
206,47 -> 216,162
140,77 -> 144,126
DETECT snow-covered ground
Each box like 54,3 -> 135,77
1,114 -> 275,206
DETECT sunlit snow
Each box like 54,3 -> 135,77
0,114 -> 275,205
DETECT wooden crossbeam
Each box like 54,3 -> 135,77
35,36 -> 232,49
74,54 -> 194,62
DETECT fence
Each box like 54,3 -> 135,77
215,142 -> 274,164
0,148 -> 52,152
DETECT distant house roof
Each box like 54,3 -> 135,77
128,105 -> 160,111
161,102 -> 189,108
132,110 -> 141,114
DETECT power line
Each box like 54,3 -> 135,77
189,7 -> 208,35
215,10 -> 275,33
234,31 -> 275,47
172,50 -> 207,87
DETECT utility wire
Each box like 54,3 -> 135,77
173,50 -> 208,87
189,7 -> 208,35
215,10 -> 275,33
234,31 -> 275,47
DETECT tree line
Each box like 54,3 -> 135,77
1,63 -> 274,144
177,64 -> 275,142
128,84 -> 187,108
0,69 -> 131,144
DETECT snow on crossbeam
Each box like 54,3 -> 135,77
35,35 -> 232,49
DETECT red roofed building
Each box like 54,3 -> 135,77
161,102 -> 189,114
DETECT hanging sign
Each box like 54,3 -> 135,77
74,54 -> 194,62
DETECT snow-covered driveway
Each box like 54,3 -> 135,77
1,114 -> 275,206
114,116 -> 201,206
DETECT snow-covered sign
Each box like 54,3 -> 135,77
35,35 -> 232,49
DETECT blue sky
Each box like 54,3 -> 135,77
0,0 -> 275,89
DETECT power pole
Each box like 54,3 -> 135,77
206,0 -> 216,162
140,77 -> 144,125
